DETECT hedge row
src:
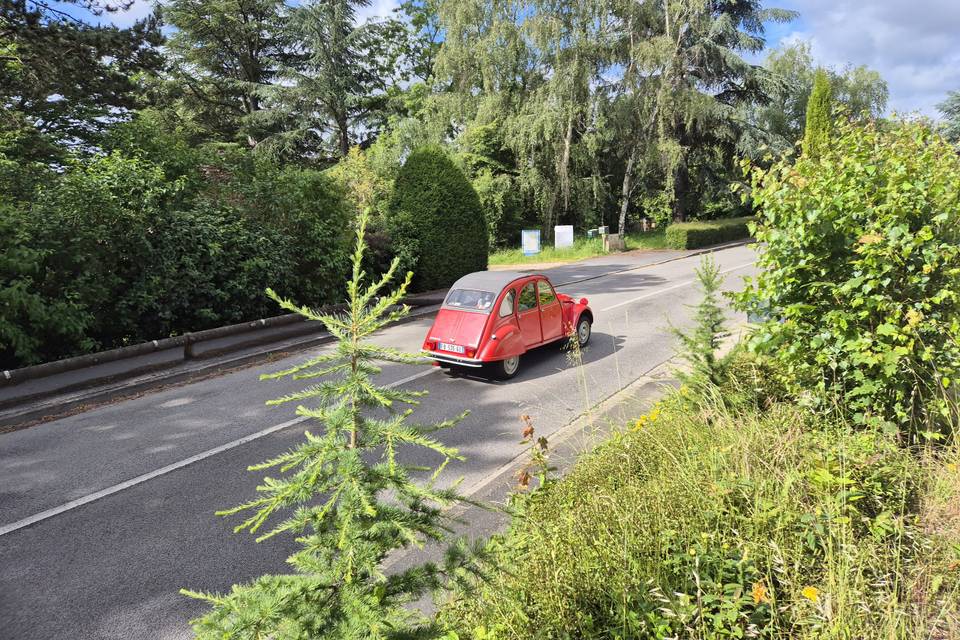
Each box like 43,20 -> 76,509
1,135 -> 351,369
665,216 -> 755,249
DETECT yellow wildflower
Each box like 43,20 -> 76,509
906,309 -> 924,328
752,581 -> 770,604
801,586 -> 820,602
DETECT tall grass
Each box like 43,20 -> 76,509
438,353 -> 960,638
488,229 -> 669,266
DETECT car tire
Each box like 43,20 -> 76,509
491,355 -> 521,380
572,316 -> 592,348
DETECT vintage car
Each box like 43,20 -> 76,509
421,271 -> 593,379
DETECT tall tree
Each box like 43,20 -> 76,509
277,0 -> 390,159
803,68 -> 831,159
0,0 -> 163,159
161,0 -> 290,147
936,90 -> 960,144
615,0 -> 795,229
749,41 -> 887,154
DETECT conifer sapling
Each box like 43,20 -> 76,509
673,256 -> 730,396
182,212 -> 481,639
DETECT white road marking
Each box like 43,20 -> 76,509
600,262 -> 755,312
0,367 -> 439,537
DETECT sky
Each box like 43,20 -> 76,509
76,0 -> 960,117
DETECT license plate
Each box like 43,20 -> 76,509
437,342 -> 465,354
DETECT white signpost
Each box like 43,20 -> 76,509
554,225 -> 574,249
521,229 -> 541,256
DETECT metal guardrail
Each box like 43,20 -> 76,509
0,311 -> 316,388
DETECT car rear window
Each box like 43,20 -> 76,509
444,289 -> 496,313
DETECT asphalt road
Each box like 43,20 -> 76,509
0,244 -> 756,640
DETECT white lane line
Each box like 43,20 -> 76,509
0,367 -> 439,537
600,262 -> 755,312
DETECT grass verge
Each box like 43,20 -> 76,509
488,229 -> 669,266
438,351 -> 960,639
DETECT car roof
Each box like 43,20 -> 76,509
448,270 -> 544,294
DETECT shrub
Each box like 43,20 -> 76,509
665,216 -> 754,249
0,136 -> 351,368
387,145 -> 488,291
736,118 -> 960,438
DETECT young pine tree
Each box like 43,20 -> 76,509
673,257 -> 729,396
182,212 -> 480,639
803,68 -> 833,159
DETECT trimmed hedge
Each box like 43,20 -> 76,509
665,216 -> 754,249
387,145 -> 488,291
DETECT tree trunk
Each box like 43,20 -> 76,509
618,150 -> 637,236
337,112 -> 350,158
559,113 -> 574,221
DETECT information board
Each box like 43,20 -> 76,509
521,229 -> 541,256
554,225 -> 574,249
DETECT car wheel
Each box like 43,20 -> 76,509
573,317 -> 592,348
491,355 -> 521,380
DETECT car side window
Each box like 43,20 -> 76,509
499,289 -> 516,317
538,280 -> 557,307
517,282 -> 538,312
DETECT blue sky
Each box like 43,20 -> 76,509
71,0 -> 959,117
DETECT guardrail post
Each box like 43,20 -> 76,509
184,335 -> 195,360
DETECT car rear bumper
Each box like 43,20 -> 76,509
422,350 -> 484,368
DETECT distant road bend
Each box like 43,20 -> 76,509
0,243 -> 757,640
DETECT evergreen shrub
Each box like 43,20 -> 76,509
387,145 -> 488,291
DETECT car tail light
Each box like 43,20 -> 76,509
425,340 -> 436,350
466,348 -> 476,358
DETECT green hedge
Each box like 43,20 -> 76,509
1,130 -> 351,369
665,216 -> 754,249
387,145 -> 488,291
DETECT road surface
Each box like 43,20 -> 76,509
0,244 -> 756,640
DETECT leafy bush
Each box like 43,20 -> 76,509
736,118 -> 960,438
439,362 -> 945,639
387,145 -> 488,291
665,216 -> 754,249
0,129 -> 351,368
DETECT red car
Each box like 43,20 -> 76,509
421,271 -> 593,379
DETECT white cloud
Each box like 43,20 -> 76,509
102,0 -> 157,27
356,0 -> 401,23
780,0 -> 960,116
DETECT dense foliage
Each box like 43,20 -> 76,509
387,146 -> 488,291
665,217 -> 754,249
440,350 -> 957,638
749,41 -> 887,156
183,215 -> 480,638
737,118 -> 960,439
0,115 -> 350,368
